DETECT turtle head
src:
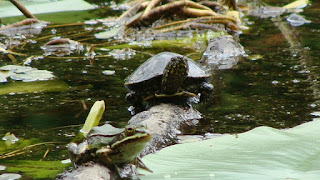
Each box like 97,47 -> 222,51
161,56 -> 189,94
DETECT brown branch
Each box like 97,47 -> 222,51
9,0 -> 37,19
127,0 -> 215,27
154,22 -> 221,33
152,15 -> 237,30
117,1 -> 150,21
141,0 -> 162,19
181,7 -> 217,17
0,18 -> 39,29
198,1 -> 221,10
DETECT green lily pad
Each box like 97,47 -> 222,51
11,70 -> 55,82
2,160 -> 69,179
139,119 -> 320,179
0,165 -> 6,171
0,80 -> 69,95
95,26 -> 124,40
0,65 -> 55,82
0,71 -> 12,83
0,0 -> 95,18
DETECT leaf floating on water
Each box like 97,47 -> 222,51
0,65 -> 55,83
61,159 -> 72,164
102,70 -> 116,75
0,0 -> 95,18
0,18 -> 47,37
109,48 -> 136,60
0,173 -> 21,180
41,37 -> 84,57
139,120 -> 320,179
0,80 -> 69,95
0,160 -> 69,179
10,70 -> 55,82
0,65 -> 35,73
283,0 -> 309,9
247,54 -> 263,61
286,13 -> 311,26
2,132 -> 19,145
310,112 -> 320,117
0,71 -> 11,83
95,26 -> 123,39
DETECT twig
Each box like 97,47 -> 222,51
9,0 -> 37,19
0,142 -> 60,159
117,1 -> 150,21
46,22 -> 84,28
182,7 -> 217,17
152,15 -> 237,30
141,0 -> 161,19
0,47 -> 27,56
154,22 -> 221,33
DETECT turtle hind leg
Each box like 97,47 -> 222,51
126,92 -> 146,114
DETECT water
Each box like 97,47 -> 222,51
0,0 -> 320,178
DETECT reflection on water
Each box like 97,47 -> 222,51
0,0 -> 319,167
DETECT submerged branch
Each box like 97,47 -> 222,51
0,142 -> 61,159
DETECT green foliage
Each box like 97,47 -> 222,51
99,31 -> 225,52
139,119 -> 320,179
80,100 -> 105,137
0,80 -> 69,95
2,160 -> 70,179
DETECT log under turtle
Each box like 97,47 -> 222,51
124,52 -> 213,108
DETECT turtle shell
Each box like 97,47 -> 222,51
125,52 -> 209,86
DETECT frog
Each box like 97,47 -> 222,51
67,124 -> 152,178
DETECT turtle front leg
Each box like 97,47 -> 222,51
126,92 -> 145,114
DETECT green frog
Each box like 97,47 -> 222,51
67,124 -> 152,178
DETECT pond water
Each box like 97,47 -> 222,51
0,0 -> 320,178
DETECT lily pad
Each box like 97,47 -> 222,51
2,160 -> 69,179
0,65 -> 55,82
2,132 -> 19,145
0,80 -> 69,95
0,0 -> 95,18
139,119 -> 320,179
283,0 -> 310,9
0,173 -> 21,180
0,71 -> 12,83
0,165 -> 6,171
95,26 -> 124,40
10,70 -> 55,82
286,13 -> 311,26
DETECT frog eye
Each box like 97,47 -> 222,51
125,126 -> 136,136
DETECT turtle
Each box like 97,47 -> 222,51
124,52 -> 213,109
